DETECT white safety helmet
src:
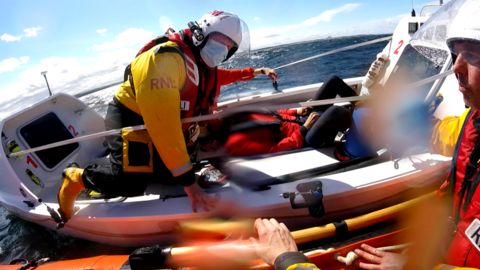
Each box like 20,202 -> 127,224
192,10 -> 250,67
446,0 -> 480,52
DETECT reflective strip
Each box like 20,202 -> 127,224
466,218 -> 480,253
185,55 -> 199,86
170,161 -> 192,177
286,264 -> 319,270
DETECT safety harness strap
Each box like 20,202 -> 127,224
452,111 -> 480,225
179,30 -> 218,117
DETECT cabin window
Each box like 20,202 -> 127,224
19,112 -> 79,170
384,44 -> 448,97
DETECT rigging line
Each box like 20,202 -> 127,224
74,81 -> 123,99
8,69 -> 454,157
273,36 -> 393,70
71,37 -> 391,99
185,69 -> 454,123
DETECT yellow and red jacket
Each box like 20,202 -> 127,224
115,29 -> 256,184
432,108 -> 480,267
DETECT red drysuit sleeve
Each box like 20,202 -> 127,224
217,67 -> 256,86
276,109 -> 298,116
268,129 -> 305,153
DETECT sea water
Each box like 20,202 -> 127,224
0,34 -> 389,264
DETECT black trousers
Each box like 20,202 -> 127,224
304,75 -> 356,147
82,97 -> 176,197
311,75 -> 358,112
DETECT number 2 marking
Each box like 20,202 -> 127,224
26,156 -> 38,168
394,40 -> 404,55
68,125 -> 79,136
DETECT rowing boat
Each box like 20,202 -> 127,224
0,2 -> 461,247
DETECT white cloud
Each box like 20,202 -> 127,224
0,27 -> 154,119
97,29 -> 107,36
300,4 -> 360,26
0,57 -> 29,73
249,11 -> 409,50
250,4 -> 361,49
0,47 -> 138,120
92,28 -> 153,51
253,17 -> 260,21
24,27 -> 42,37
1,34 -> 21,42
1,26 -> 42,42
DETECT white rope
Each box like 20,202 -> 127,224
303,248 -> 335,256
332,243 -> 411,266
7,68 -> 454,158
273,36 -> 392,70
8,125 -> 145,157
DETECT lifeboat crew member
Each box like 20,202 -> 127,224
56,10 -> 278,222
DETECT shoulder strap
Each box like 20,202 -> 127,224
178,30 -> 213,117
136,35 -> 170,57
454,110 -> 480,224
123,34 -> 171,83
448,109 -> 474,198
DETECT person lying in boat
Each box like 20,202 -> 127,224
199,83 -> 353,158
56,10 -> 280,222
303,66 -> 445,162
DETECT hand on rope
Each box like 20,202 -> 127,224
354,243 -> 408,270
254,67 -> 278,82
263,68 -> 278,82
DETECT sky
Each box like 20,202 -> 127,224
0,0 -> 446,121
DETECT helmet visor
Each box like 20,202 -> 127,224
212,18 -> 250,61
209,32 -> 238,52
449,40 -> 480,67
235,18 -> 251,57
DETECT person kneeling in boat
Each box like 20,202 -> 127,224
56,10 -> 280,223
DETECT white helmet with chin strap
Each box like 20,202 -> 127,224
190,10 -> 250,67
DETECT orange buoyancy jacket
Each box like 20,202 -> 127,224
115,29 -> 256,181
437,109 -> 480,267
